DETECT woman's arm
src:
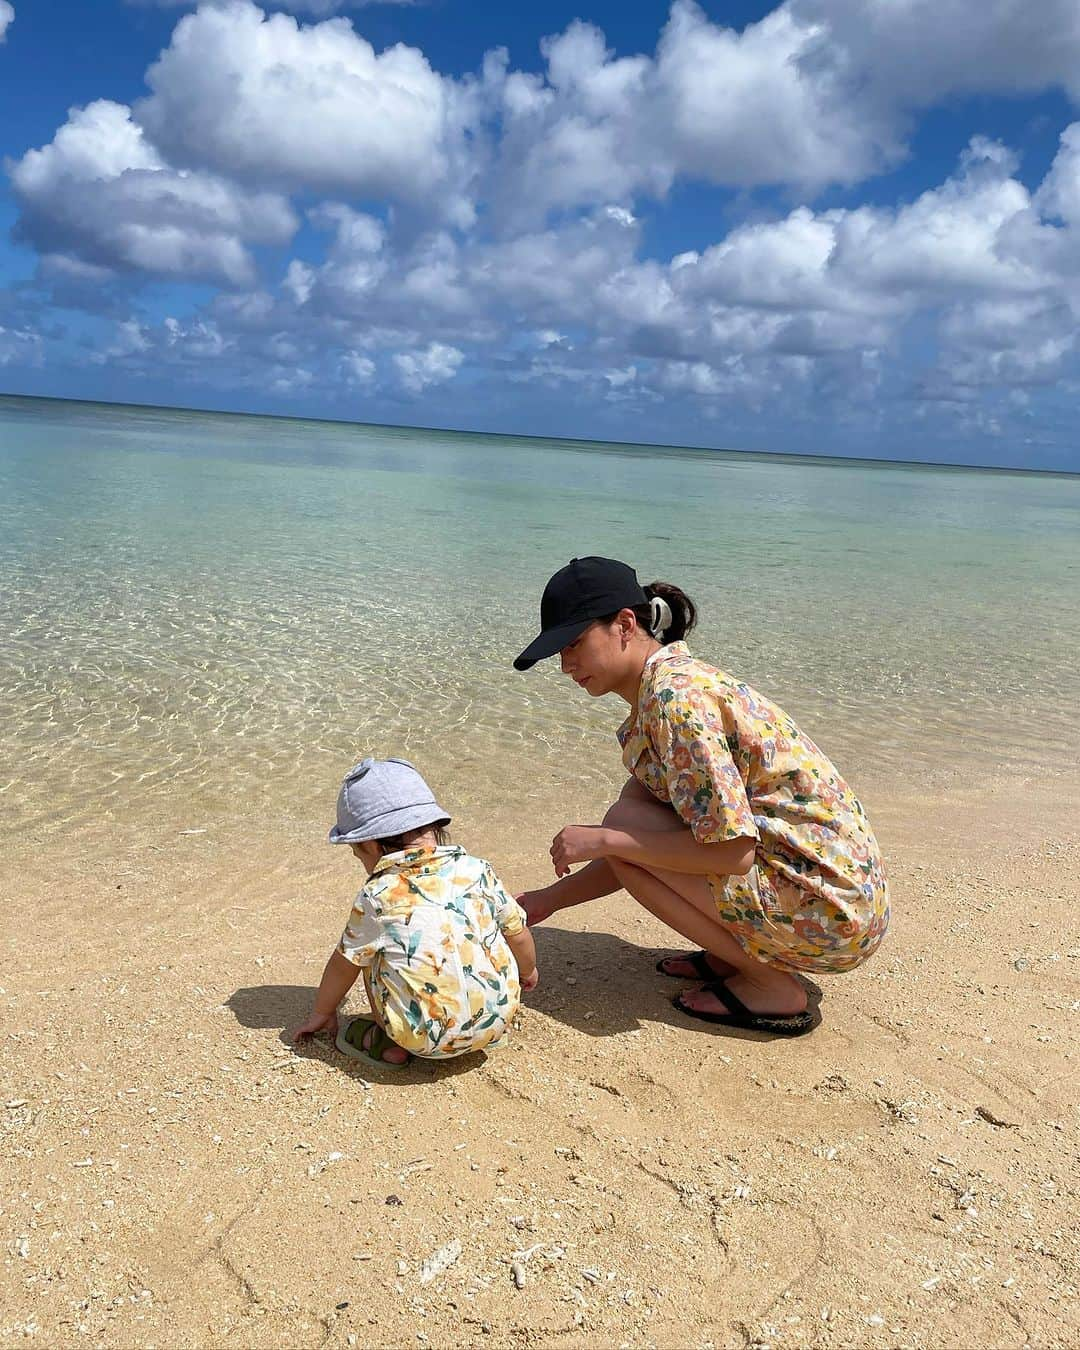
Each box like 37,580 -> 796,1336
551,824 -> 756,878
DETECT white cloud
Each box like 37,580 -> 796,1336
13,0 -> 1080,457
107,122 -> 1080,427
0,323 -> 40,366
295,204 -> 390,315
1036,123 -> 1080,225
658,135 -> 1044,363
487,0 -> 1080,226
341,351 -> 375,384
164,316 -> 228,359
829,139 -> 1037,297
288,1 -> 414,12
487,2 -> 902,227
792,0 -> 1080,106
393,341 -> 463,392
90,318 -> 153,364
9,100 -> 297,285
535,329 -> 570,350
468,208 -> 643,321
650,2 -> 896,190
135,1 -> 476,224
126,0 -> 414,12
0,3 -> 13,43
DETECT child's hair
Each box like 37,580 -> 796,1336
377,825 -> 451,853
601,580 -> 697,644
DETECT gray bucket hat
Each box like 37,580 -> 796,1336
329,757 -> 451,845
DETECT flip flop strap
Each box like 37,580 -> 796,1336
699,978 -> 753,1018
689,950 -> 718,981
346,1016 -> 393,1059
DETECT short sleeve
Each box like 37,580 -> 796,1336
646,686 -> 758,845
337,888 -> 387,967
484,863 -> 526,936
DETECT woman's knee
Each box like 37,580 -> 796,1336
603,793 -> 682,831
603,797 -> 634,828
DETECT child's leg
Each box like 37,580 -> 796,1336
358,970 -> 409,1064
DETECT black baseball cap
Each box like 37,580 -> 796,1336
513,556 -> 648,670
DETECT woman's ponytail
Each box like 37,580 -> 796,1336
641,580 -> 696,643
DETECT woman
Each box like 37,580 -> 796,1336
514,556 -> 889,1035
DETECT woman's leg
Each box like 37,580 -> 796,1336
522,787 -> 805,1013
600,796 -> 806,1015
608,858 -> 807,1016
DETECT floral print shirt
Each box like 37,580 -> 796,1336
617,643 -> 887,916
338,845 -> 526,1058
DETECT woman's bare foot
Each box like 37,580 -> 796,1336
657,951 -> 738,980
676,969 -> 807,1018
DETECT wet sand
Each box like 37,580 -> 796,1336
2,771 -> 1078,1348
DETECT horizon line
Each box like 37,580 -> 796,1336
1,388 -> 1077,479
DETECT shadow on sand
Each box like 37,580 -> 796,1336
528,926 -> 823,1041
227,926 -> 823,1084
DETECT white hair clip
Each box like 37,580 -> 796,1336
649,595 -> 673,638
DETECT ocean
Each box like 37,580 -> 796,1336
2,394 -> 1077,840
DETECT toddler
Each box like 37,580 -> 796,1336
292,757 -> 537,1066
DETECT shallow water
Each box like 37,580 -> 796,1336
2,394 -> 1078,839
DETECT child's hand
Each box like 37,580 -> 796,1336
520,967 -> 540,993
291,1008 -> 339,1043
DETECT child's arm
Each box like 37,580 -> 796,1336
291,950 -> 361,1042
505,926 -> 539,991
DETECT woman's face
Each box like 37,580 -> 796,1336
559,613 -> 639,697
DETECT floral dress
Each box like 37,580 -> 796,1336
337,844 -> 526,1057
618,643 -> 889,973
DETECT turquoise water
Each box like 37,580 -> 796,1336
1,394 -> 1078,837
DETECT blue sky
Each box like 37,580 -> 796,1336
2,0 -> 1080,469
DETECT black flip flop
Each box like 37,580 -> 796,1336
673,979 -> 815,1037
655,949 -> 720,981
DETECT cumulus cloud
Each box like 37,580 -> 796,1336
393,341 -> 464,392
135,1 -> 477,224
9,100 -> 297,285
487,0 -> 1080,225
0,323 -> 40,366
0,3 -> 13,43
341,351 -> 376,384
487,3 -> 899,226
1036,123 -> 1080,225
11,0 -> 1080,457
792,0 -> 1080,107
127,0 -> 413,12
284,0 -> 415,12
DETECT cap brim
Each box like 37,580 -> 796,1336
513,618 -> 593,671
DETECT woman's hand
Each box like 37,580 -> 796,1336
291,1008 -> 339,1043
550,826 -> 608,877
520,967 -> 540,992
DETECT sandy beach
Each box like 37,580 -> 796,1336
2,767 -> 1077,1349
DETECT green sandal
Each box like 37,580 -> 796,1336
336,1016 -> 409,1068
